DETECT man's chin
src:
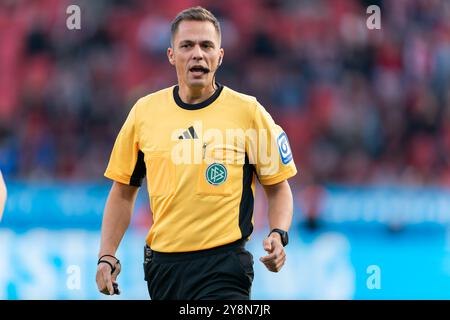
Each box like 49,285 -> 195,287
186,79 -> 210,89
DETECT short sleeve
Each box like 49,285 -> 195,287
104,102 -> 146,186
247,102 -> 297,185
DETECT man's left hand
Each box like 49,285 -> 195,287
259,233 -> 286,272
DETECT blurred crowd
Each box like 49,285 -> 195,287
1,0 -> 450,188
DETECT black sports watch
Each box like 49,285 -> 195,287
269,229 -> 289,247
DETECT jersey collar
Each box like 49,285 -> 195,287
173,83 -> 224,110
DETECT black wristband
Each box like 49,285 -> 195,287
97,260 -> 116,274
98,255 -> 120,274
98,254 -> 120,264
269,228 -> 289,247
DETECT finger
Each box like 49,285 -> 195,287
274,248 -> 286,261
274,252 -> 286,267
266,262 -> 284,273
270,248 -> 286,271
260,245 -> 285,263
96,270 -> 108,293
111,263 -> 121,281
265,262 -> 277,272
100,287 -> 110,295
271,245 -> 285,261
260,252 -> 277,263
267,255 -> 285,272
264,261 -> 277,272
98,279 -> 110,295
263,238 -> 272,252
98,278 -> 112,295
274,255 -> 286,271
102,270 -> 114,295
261,248 -> 286,271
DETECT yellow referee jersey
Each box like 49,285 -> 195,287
105,84 -> 297,252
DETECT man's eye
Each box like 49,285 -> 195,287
181,44 -> 191,48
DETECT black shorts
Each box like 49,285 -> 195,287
143,239 -> 254,300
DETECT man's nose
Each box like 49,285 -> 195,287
192,44 -> 203,61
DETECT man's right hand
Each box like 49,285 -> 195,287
96,255 -> 121,295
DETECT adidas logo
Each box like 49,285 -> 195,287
178,126 -> 199,139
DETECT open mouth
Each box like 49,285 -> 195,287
189,66 -> 210,76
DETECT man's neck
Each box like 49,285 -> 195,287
178,83 -> 216,105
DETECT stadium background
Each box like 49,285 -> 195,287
1,0 -> 450,299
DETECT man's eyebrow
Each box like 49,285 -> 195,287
200,40 -> 215,46
179,40 -> 216,46
179,40 -> 194,45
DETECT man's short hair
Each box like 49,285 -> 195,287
170,6 -> 221,45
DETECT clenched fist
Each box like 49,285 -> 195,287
259,233 -> 286,272
96,255 -> 121,295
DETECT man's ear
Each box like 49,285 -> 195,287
167,47 -> 175,66
219,48 -> 224,66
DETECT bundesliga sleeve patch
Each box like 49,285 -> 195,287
277,132 -> 293,164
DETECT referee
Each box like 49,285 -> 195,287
96,6 -> 297,300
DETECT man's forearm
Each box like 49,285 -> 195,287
98,182 -> 138,257
264,180 -> 293,232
